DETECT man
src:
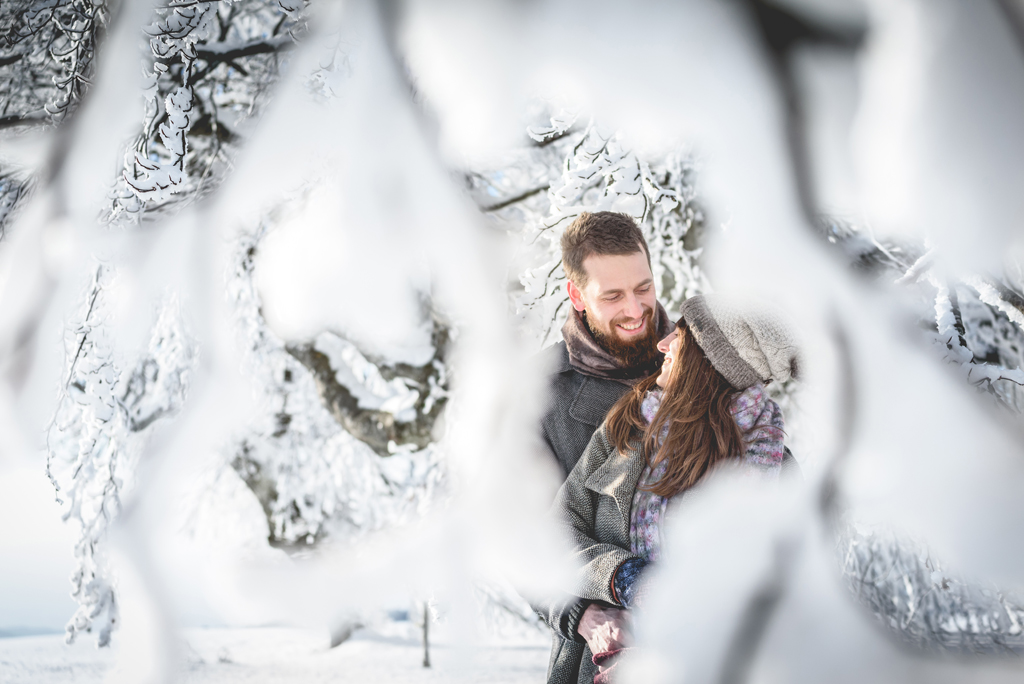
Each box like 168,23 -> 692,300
539,211 -> 673,479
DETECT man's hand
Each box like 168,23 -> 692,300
577,603 -> 632,656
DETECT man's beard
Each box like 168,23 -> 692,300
588,306 -> 661,369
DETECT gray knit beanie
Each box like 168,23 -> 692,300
678,294 -> 800,389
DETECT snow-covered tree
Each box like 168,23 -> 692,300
224,217 -> 448,547
0,0 -> 110,128
469,112 -> 710,349
0,0 -> 111,236
111,0 -> 308,221
11,0 -> 311,643
46,266 -> 196,644
5,0 -> 1024,680
821,219 -> 1024,411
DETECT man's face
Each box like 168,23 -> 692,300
567,250 -> 659,365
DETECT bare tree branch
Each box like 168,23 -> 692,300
0,113 -> 49,129
285,317 -> 449,458
482,184 -> 549,213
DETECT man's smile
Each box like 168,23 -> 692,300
616,318 -> 646,336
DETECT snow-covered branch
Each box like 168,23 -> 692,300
111,0 -> 309,220
285,318 -> 450,459
826,223 -> 1024,409
223,222 -> 447,549
45,265 -> 196,645
841,524 -> 1024,655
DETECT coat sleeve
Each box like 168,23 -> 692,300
536,591 -> 591,644
554,426 -> 641,607
731,384 -> 785,473
536,426 -> 641,642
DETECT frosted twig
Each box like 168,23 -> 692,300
894,248 -> 934,286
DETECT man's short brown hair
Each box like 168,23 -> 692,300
560,211 -> 651,288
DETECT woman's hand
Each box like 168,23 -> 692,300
577,603 -> 632,656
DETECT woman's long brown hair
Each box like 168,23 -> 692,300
605,323 -> 744,497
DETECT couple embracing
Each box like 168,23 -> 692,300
537,212 -> 799,684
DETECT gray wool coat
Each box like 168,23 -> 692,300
540,341 -> 635,479
537,341 -> 638,684
542,407 -> 800,684
545,423 -> 647,684
538,336 -> 799,683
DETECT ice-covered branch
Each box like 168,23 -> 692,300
46,266 -> 196,645
841,524 -> 1024,655
0,0 -> 110,124
224,224 -> 446,548
285,317 -> 450,459
111,0 -> 308,219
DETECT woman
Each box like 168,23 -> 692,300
547,294 -> 799,684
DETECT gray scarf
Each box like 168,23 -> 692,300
561,302 -> 673,385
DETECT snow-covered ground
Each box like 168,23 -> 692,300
0,625 -> 549,684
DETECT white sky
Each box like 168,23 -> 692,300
0,456 -> 78,633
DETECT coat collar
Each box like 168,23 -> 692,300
584,440 -> 646,522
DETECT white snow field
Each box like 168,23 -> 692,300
0,626 -> 549,684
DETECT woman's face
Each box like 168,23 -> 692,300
655,327 -> 682,388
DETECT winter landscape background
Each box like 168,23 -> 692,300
4,0 -> 1024,682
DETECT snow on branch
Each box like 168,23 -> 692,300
123,84 -> 196,202
841,523 -> 1024,655
924,276 -> 1024,398
112,0 -> 309,220
969,276 -> 1024,330
146,1 -> 219,65
0,0 -> 111,125
932,278 -> 972,364
825,223 -> 1024,409
46,266 -> 196,645
526,108 -> 578,146
286,318 -> 450,459
894,248 -> 934,286
224,223 -> 446,548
